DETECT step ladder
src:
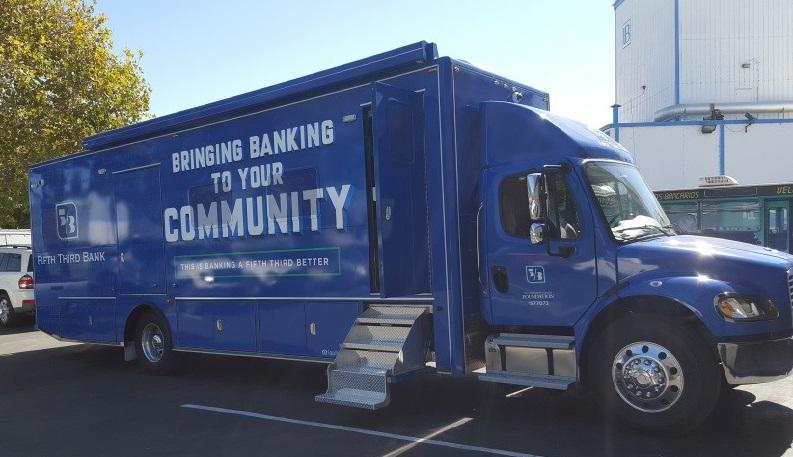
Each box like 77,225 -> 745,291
315,305 -> 430,409
477,333 -> 577,390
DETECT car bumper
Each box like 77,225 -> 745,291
719,337 -> 793,385
19,299 -> 35,314
9,289 -> 34,314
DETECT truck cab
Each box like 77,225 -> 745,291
476,100 -> 793,431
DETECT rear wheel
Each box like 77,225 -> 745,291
0,294 -> 15,328
134,312 -> 179,374
588,315 -> 721,433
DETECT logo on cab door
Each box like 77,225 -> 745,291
56,202 -> 78,240
526,266 -> 546,284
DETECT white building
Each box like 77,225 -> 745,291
605,0 -> 793,190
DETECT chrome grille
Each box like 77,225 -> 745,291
788,268 -> 793,307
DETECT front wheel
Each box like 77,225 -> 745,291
134,312 -> 179,374
588,315 -> 721,433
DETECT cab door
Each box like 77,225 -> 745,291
480,165 -> 599,326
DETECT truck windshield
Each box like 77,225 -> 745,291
584,161 -> 674,242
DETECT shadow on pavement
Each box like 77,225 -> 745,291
1,342 -> 791,457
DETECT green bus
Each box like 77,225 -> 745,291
654,183 -> 793,253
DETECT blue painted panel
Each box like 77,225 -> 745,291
29,154 -> 118,340
58,299 -> 115,342
372,83 -> 430,296
156,85 -> 373,300
115,166 -> 166,294
258,301 -> 307,355
216,302 -> 257,352
176,300 -> 256,352
305,301 -> 362,358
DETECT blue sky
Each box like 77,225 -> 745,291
95,1 -> 615,128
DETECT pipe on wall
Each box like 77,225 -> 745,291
654,101 -> 793,121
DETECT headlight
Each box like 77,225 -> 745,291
714,294 -> 779,322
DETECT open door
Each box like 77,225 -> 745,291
371,83 -> 429,297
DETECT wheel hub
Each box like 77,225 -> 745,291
0,300 -> 10,324
622,357 -> 666,400
612,341 -> 684,413
141,323 -> 165,363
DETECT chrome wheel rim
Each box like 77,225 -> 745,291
0,299 -> 10,325
141,322 -> 165,363
612,341 -> 684,413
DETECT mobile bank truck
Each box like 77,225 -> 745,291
29,42 -> 793,432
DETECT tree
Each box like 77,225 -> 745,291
0,0 -> 150,228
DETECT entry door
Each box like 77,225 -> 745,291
481,166 -> 599,326
372,83 -> 429,296
765,200 -> 790,252
114,165 -> 166,295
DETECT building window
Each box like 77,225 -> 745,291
622,20 -> 632,48
662,202 -> 700,234
700,200 -> 761,245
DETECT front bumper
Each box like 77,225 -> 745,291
719,337 -> 793,385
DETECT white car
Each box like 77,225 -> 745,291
0,246 -> 35,327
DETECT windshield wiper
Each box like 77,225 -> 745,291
614,224 -> 664,234
613,224 -> 670,241
614,224 -> 676,237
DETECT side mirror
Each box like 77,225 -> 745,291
527,173 -> 544,220
530,222 -> 546,245
526,173 -> 546,245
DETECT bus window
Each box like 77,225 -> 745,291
766,202 -> 790,252
700,200 -> 761,245
662,202 -> 699,234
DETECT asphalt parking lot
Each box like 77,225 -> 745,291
1,324 -> 792,457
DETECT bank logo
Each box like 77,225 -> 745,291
526,266 -> 546,284
56,202 -> 78,240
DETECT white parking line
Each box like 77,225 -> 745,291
181,404 -> 538,457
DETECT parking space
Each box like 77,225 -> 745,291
1,325 -> 792,457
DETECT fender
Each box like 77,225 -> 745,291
573,270 -> 782,366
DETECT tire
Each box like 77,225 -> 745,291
588,315 -> 721,434
134,311 -> 179,374
0,294 -> 15,328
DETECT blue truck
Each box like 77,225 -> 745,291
28,42 -> 793,432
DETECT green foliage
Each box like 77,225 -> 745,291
0,0 -> 150,228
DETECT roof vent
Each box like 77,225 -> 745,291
699,175 -> 739,187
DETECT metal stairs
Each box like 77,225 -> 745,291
478,333 -> 578,390
315,305 -> 430,409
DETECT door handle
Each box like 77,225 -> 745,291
491,266 -> 508,293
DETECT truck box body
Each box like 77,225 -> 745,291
29,42 -> 793,430
29,42 -> 547,372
